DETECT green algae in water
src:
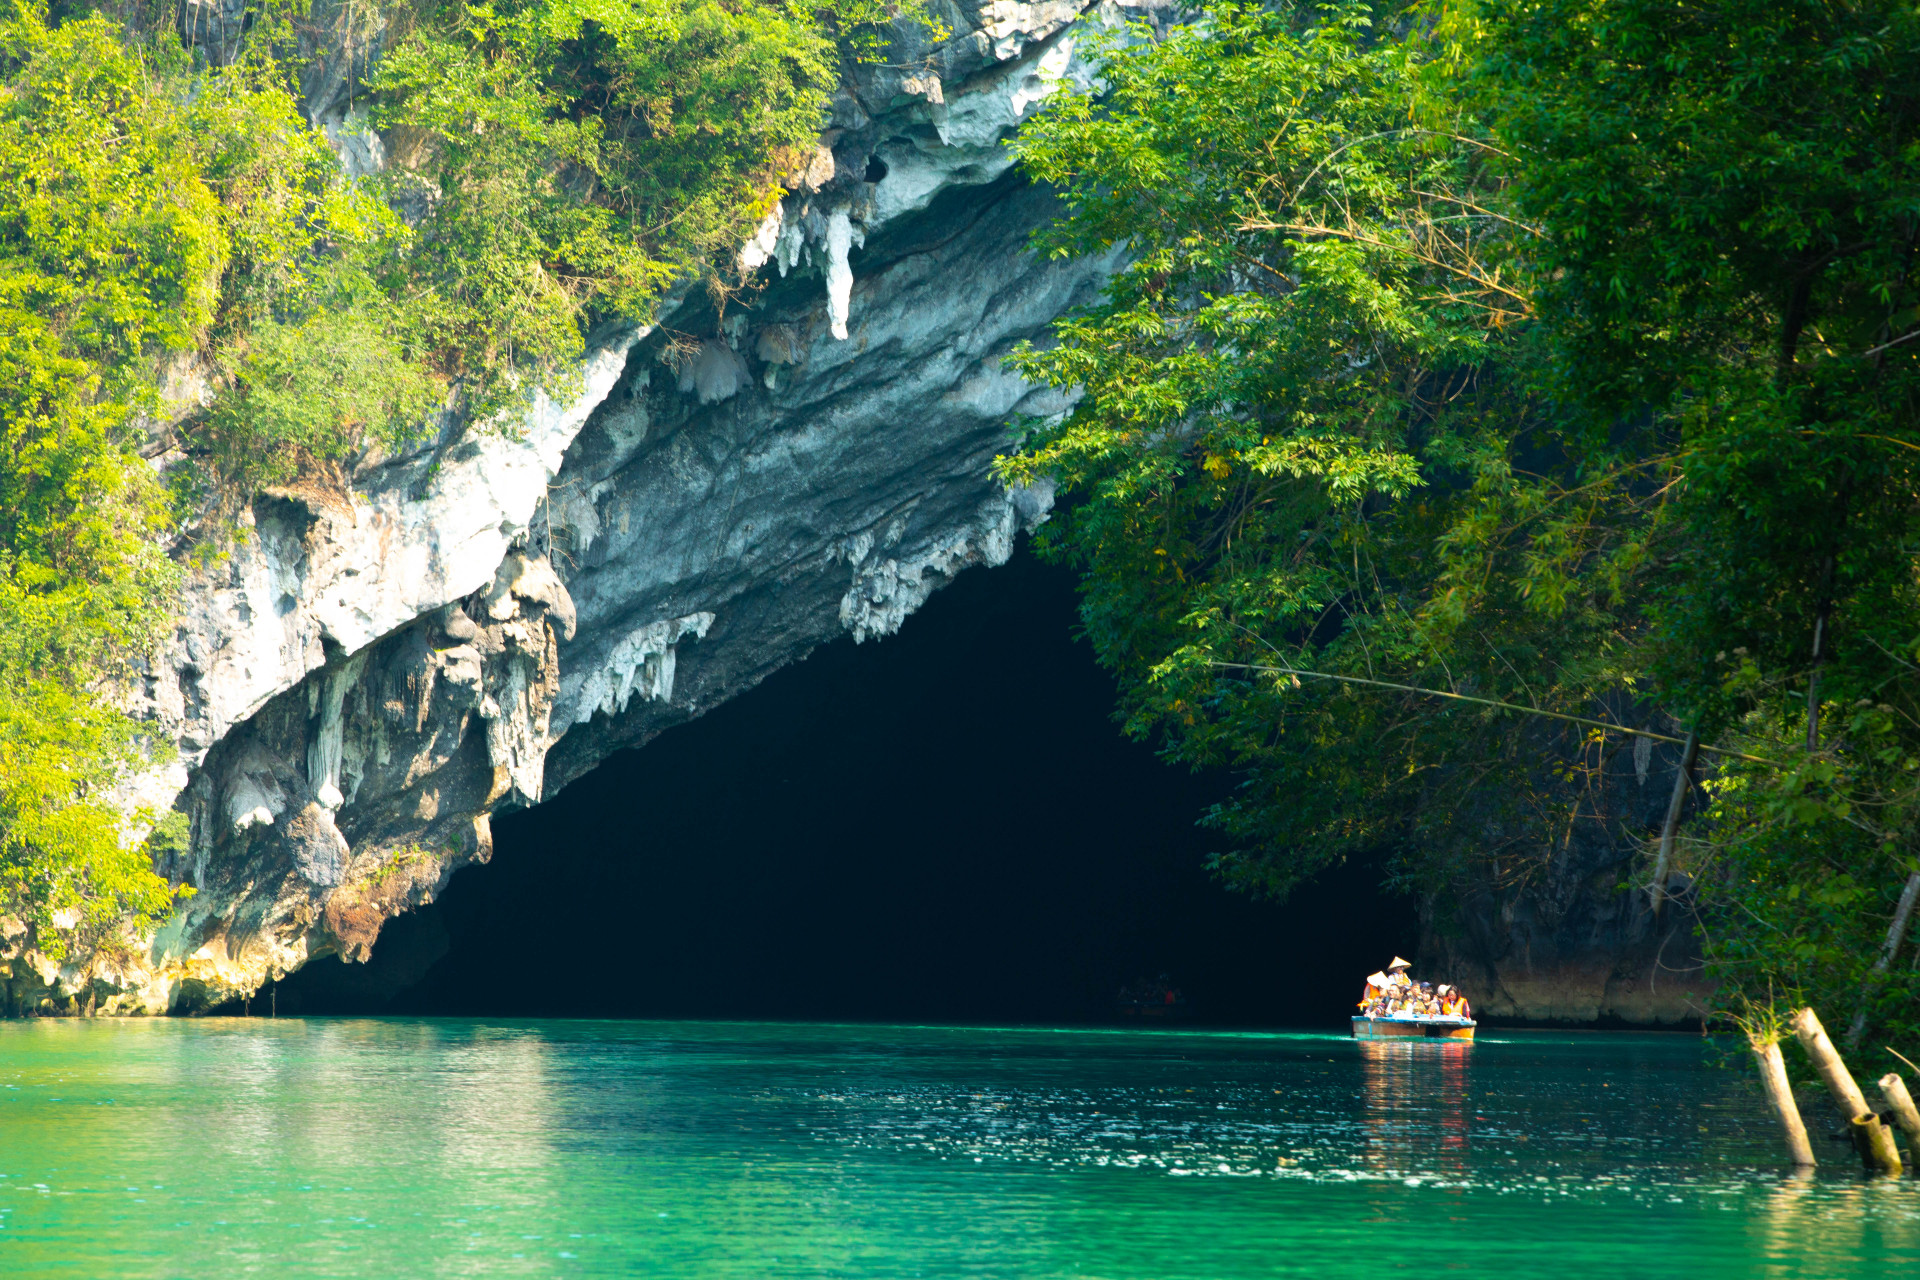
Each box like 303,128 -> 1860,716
0,1020 -> 1915,1277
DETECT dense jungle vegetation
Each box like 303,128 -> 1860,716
0,0 -> 916,962
1003,0 -> 1920,1065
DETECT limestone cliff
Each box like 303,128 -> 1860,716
1,1 -> 1158,1014
0,1 -> 1709,1025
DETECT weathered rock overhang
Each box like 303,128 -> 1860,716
1,2 -> 1164,1014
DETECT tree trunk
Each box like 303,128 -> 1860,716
1806,613 -> 1827,750
1806,551 -> 1836,752
1650,730 -> 1700,919
1752,1036 -> 1817,1166
1791,1007 -> 1902,1173
1878,1073 -> 1920,1153
1844,869 -> 1920,1052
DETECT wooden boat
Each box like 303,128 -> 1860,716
1351,1015 -> 1476,1041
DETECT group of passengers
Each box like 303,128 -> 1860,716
1358,956 -> 1472,1021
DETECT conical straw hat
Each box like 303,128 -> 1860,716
1388,956 -> 1411,970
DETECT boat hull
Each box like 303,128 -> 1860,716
1351,1016 -> 1475,1041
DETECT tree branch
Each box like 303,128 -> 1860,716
1209,662 -> 1776,764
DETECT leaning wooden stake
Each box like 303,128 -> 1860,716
1791,1007 -> 1903,1173
1751,1033 -> 1817,1166
1650,730 -> 1700,919
1844,870 -> 1920,1051
1879,1073 -> 1920,1154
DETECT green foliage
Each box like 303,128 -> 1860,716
1013,0 -> 1920,1059
207,306 -> 440,489
1000,1 -> 1646,903
0,681 -> 181,961
1699,752 -> 1920,1067
1464,0 -> 1920,1060
187,48 -> 431,493
0,1 -> 431,509
0,2 -> 199,951
365,0 -> 916,417
0,5 -> 210,955
1465,0 -> 1920,415
1466,0 -> 1920,737
0,9 -> 220,372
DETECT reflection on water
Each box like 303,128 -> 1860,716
1357,1039 -> 1472,1175
1754,1167 -> 1920,1277
0,1020 -> 1915,1278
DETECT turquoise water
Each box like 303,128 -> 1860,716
0,1020 -> 1915,1277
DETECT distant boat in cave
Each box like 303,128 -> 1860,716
1116,975 -> 1190,1019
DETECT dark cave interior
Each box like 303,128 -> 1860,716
264,545 -> 1417,1026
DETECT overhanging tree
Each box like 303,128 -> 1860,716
998,1 -> 1660,913
1468,0 -> 1920,1059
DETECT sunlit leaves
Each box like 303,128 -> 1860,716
367,0 -> 850,416
0,5 -> 217,952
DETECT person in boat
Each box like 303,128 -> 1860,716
1359,958 -> 1415,1017
1382,957 -> 1412,1010
1438,985 -> 1472,1019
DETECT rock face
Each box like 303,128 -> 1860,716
0,1 -> 1160,1014
1420,727 -> 1711,1026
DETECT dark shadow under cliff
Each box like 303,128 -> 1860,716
262,544 -> 1415,1025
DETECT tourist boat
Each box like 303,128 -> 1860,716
1351,1015 -> 1475,1040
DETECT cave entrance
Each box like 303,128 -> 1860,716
268,547 -> 1415,1025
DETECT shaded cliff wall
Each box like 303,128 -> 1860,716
1420,724 -> 1710,1025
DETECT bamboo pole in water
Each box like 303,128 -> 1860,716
1879,1074 -> 1920,1154
1790,1008 -> 1903,1173
1752,1036 -> 1817,1166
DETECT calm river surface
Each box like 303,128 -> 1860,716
1,1019 -> 1915,1277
